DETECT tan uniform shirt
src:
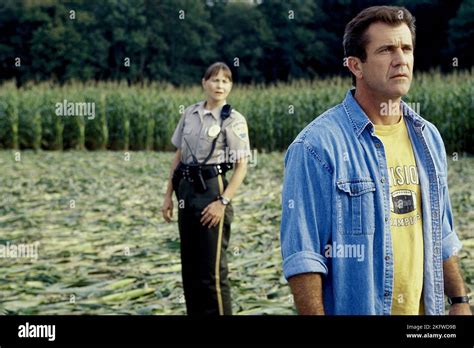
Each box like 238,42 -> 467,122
171,101 -> 250,165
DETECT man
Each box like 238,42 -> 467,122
280,6 -> 471,315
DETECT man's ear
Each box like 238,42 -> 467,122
346,56 -> 364,81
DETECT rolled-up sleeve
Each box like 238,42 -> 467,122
439,148 -> 462,261
440,169 -> 463,261
280,140 -> 332,280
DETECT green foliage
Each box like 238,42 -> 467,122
0,71 -> 472,153
0,0 -> 471,85
447,0 -> 474,69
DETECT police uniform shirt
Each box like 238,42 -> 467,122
171,101 -> 251,165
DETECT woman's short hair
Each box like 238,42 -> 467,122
203,62 -> 233,82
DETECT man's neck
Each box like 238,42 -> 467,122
354,87 -> 402,125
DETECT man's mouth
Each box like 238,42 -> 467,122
391,73 -> 409,79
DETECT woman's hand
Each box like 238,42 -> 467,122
200,200 -> 226,228
162,195 -> 174,222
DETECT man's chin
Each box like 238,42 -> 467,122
387,84 -> 411,99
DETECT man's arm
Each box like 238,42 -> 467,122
443,256 -> 472,315
288,273 -> 325,315
280,142 -> 331,314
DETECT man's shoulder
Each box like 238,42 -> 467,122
420,118 -> 447,161
285,103 -> 350,173
293,103 -> 348,148
419,116 -> 443,140
402,103 -> 445,149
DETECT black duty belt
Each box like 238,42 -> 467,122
172,162 -> 233,193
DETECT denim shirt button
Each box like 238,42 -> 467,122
375,142 -> 381,148
385,256 -> 390,261
384,292 -> 390,297
385,217 -> 389,222
380,177 -> 385,184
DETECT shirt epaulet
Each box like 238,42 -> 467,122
188,102 -> 203,115
229,109 -> 245,120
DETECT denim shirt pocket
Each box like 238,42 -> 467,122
336,178 -> 376,235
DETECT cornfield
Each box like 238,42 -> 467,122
0,70 -> 472,153
0,71 -> 472,314
0,151 -> 472,314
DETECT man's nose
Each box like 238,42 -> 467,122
392,47 -> 409,67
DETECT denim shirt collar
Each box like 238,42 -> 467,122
401,100 -> 426,130
342,89 -> 426,137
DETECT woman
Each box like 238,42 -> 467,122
162,62 -> 250,315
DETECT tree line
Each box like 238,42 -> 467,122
0,0 -> 472,86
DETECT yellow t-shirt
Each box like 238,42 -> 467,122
374,116 -> 424,315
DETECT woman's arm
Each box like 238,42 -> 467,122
162,149 -> 181,222
200,158 -> 248,228
221,158 -> 247,200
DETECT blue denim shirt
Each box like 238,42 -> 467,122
280,89 -> 463,315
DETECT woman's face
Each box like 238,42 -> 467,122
202,69 -> 232,105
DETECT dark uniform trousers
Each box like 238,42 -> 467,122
176,174 -> 234,315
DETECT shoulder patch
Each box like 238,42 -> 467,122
232,121 -> 249,142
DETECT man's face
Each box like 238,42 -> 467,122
359,22 -> 414,99
202,70 -> 232,104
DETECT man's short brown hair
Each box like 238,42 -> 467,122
203,62 -> 233,82
343,6 -> 416,85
